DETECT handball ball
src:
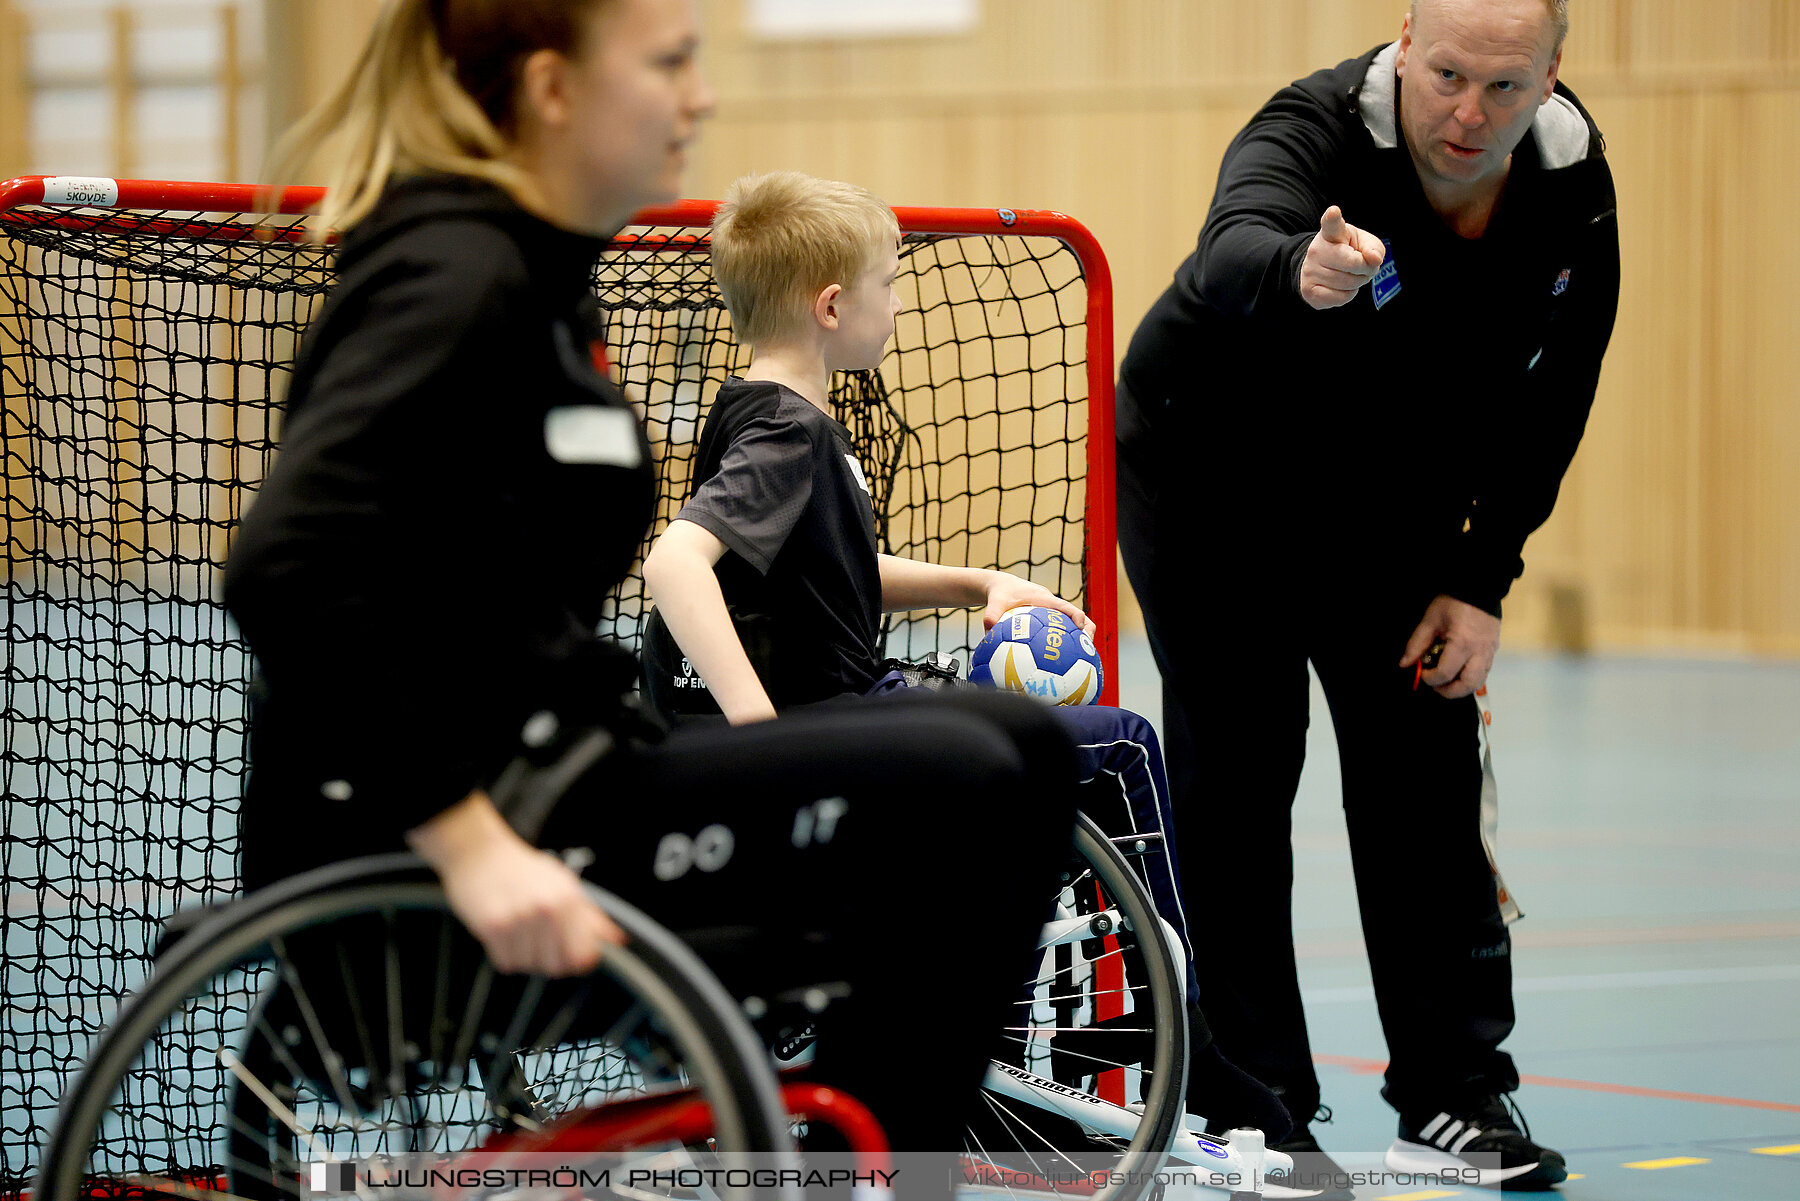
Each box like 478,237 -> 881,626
969,606 -> 1103,705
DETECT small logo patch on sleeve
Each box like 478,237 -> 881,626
1552,267 -> 1572,295
1371,240 -> 1401,309
843,454 -> 872,495
544,406 -> 642,467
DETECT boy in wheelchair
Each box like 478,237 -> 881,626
640,170 -> 1290,1144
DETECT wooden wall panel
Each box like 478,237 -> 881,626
260,0 -> 1800,655
1518,79 -> 1800,656
0,0 -> 26,180
261,0 -> 384,142
1,1 -> 30,568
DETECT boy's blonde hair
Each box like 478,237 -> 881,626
710,171 -> 900,348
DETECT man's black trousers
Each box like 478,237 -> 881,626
1115,396 -> 1521,1120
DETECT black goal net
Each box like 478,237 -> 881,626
0,184 -> 1107,1185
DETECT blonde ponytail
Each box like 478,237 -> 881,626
264,0 -> 604,236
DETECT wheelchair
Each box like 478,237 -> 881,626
31,853 -> 806,1201
31,814 -> 1210,1201
970,813 -> 1188,1185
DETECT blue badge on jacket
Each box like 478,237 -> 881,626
1371,240 -> 1400,310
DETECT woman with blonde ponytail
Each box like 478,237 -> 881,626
224,0 -> 1085,1152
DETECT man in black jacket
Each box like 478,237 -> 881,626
1117,0 -> 1618,1192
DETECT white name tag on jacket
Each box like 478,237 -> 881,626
844,454 -> 871,495
544,406 -> 642,467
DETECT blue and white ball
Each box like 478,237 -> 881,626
969,606 -> 1103,705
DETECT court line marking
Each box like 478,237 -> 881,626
1304,963 -> 1800,1004
1751,1144 -> 1800,1155
1313,1054 -> 1800,1113
1622,1156 -> 1710,1170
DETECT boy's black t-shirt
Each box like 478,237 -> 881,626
672,377 -> 884,706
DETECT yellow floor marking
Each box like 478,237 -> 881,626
1751,1143 -> 1800,1155
1623,1156 -> 1710,1170
1564,1173 -> 1586,1179
1374,1191 -> 1463,1200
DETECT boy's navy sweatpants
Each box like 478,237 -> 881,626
866,670 -> 1196,1009
1050,704 -> 1197,1009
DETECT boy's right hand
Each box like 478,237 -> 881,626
644,518 -> 780,725
408,792 -> 624,976
725,697 -> 779,725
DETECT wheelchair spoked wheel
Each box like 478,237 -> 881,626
33,855 -> 796,1201
963,813 -> 1188,1201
